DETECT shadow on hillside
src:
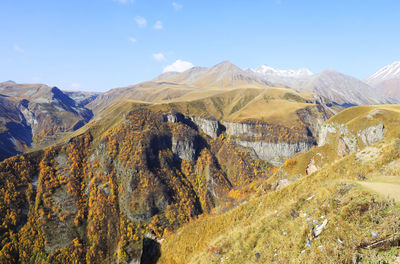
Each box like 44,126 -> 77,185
140,237 -> 161,264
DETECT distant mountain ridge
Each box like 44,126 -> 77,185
156,61 -> 272,88
365,61 -> 400,99
0,81 -> 94,160
250,65 -> 313,78
297,69 -> 393,106
88,61 -> 273,114
250,64 -> 396,106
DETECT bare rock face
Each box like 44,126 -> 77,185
319,122 -> 357,152
190,117 -> 222,138
357,123 -> 384,146
165,113 -> 179,123
164,112 -> 223,138
319,122 -> 385,158
165,111 -> 328,166
275,178 -> 291,190
337,137 -> 350,157
235,140 -> 314,166
318,123 -> 339,146
172,136 -> 196,161
306,157 -> 318,175
223,121 -> 264,137
296,104 -> 334,138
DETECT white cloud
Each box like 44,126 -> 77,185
71,82 -> 82,89
113,0 -> 134,3
172,2 -> 183,10
153,53 -> 166,62
32,77 -> 41,82
135,16 -> 147,28
129,37 -> 137,43
153,20 -> 163,30
163,60 -> 194,73
13,44 -> 24,53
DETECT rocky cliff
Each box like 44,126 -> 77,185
0,82 -> 94,160
0,107 -> 269,264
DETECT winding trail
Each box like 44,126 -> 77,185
358,181 -> 400,202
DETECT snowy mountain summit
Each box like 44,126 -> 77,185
250,65 -> 313,78
366,61 -> 400,86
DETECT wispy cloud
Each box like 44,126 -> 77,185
129,37 -> 137,43
172,2 -> 183,10
153,53 -> 166,62
163,60 -> 194,73
113,0 -> 134,3
153,20 -> 163,30
135,16 -> 147,28
13,44 -> 24,53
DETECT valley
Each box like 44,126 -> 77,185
0,61 -> 400,263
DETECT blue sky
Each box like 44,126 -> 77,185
1,0 -> 400,92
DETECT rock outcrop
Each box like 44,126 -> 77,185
190,116 -> 222,138
172,135 -> 197,161
357,123 -> 384,146
164,111 -> 328,166
235,140 -> 314,166
318,122 -> 385,157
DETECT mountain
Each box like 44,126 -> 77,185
297,69 -> 394,106
1,60 -> 400,263
250,65 -> 313,79
63,90 -> 101,107
250,65 -> 397,106
0,81 -> 93,160
365,61 -> 400,99
0,85 -> 339,263
158,61 -> 272,88
0,95 -> 32,160
87,61 -> 273,114
159,104 -> 400,263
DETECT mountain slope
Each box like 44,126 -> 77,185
251,65 -> 313,78
158,61 -> 272,88
63,90 -> 100,107
0,95 -> 32,160
366,61 -> 400,99
159,104 -> 400,264
0,87 -> 337,263
0,81 -> 94,159
298,70 -> 393,106
87,61 -> 273,114
249,65 -> 313,88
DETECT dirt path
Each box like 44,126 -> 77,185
358,181 -> 400,202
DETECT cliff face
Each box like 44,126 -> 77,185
318,122 -> 385,156
234,140 -> 314,166
0,82 -> 94,160
0,100 -> 333,263
164,103 -> 331,166
0,108 -> 266,264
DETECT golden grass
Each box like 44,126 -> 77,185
158,137 -> 400,263
158,104 -> 400,263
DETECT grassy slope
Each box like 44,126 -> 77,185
52,87 -> 322,151
158,105 -> 400,264
153,87 -> 318,125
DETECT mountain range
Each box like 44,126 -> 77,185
0,60 -> 399,263
365,61 -> 400,100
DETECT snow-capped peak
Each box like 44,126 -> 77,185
250,65 -> 313,78
366,61 -> 400,85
